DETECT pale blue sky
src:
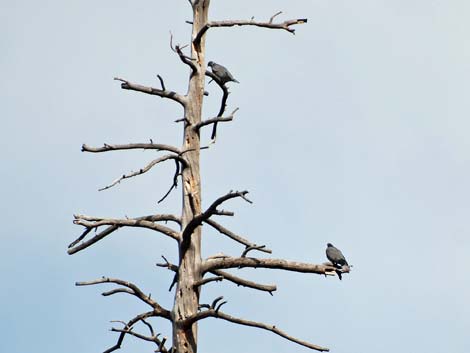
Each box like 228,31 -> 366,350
1,1 -> 470,352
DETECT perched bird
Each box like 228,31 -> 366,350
207,61 -> 239,84
326,243 -> 349,280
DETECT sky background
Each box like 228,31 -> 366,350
1,1 -> 470,352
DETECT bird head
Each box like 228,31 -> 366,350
327,243 -> 333,247
207,61 -> 214,67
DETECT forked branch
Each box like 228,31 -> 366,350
98,154 -> 186,191
68,224 -> 119,254
182,191 -> 252,244
194,12 -> 308,45
75,277 -> 171,318
183,309 -> 328,352
110,319 -> 170,353
114,77 -> 187,106
102,311 -> 164,353
68,214 -> 181,254
241,245 -> 267,257
73,214 -> 181,240
194,108 -> 239,131
170,32 -> 197,73
156,255 -> 179,273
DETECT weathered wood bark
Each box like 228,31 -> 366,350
172,2 -> 210,353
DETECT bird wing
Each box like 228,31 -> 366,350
326,247 -> 347,265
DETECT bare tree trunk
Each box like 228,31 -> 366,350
172,2 -> 210,353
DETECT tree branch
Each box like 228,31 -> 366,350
157,74 -> 166,90
81,142 -> 181,154
157,159 -> 181,204
114,77 -> 187,106
110,327 -> 155,343
241,245 -> 267,257
102,288 -> 135,297
73,220 -> 176,239
102,311 -> 160,353
72,214 -> 181,226
193,275 -> 224,288
211,210 -> 235,217
204,219 -> 272,255
202,256 -> 348,279
98,154 -> 186,191
210,269 -> 276,293
194,107 -> 239,131
170,32 -> 197,73
156,255 -> 179,273
194,12 -> 308,44
75,277 -> 171,319
184,309 -> 328,352
68,214 -> 181,255
181,191 -> 252,247
73,214 -> 181,240
204,70 -> 230,140
68,224 -> 118,254
110,328 -> 170,353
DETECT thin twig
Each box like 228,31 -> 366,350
157,75 -> 166,90
211,296 -> 224,309
269,11 -> 283,23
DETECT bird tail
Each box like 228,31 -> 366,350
233,79 -> 240,83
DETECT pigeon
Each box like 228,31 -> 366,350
326,243 -> 349,280
207,61 -> 239,84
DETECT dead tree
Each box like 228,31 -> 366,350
69,2 -> 349,353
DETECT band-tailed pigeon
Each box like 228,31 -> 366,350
208,61 -> 239,84
326,243 -> 349,280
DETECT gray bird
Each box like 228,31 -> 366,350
326,243 -> 349,280
208,61 -> 239,84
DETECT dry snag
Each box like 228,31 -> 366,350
69,2 -> 348,353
